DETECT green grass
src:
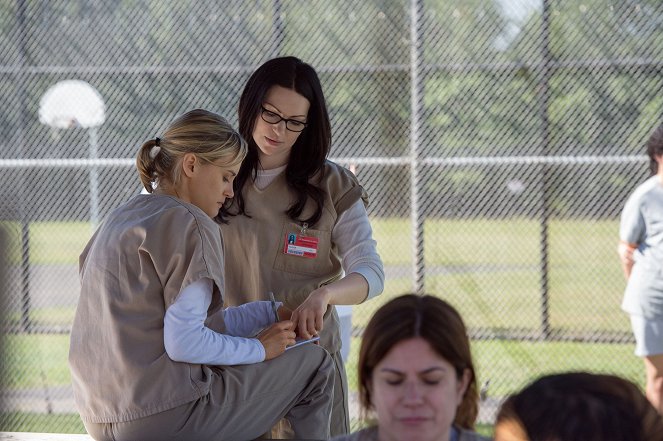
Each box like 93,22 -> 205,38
372,217 -> 629,334
0,330 -> 642,434
2,217 -> 637,390
0,412 -> 490,436
2,221 -> 92,265
12,217 -> 629,334
7,306 -> 76,329
343,336 -> 644,397
2,217 -> 622,269
2,334 -> 71,389
0,217 -> 639,434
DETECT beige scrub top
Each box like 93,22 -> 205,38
69,194 -> 225,423
220,160 -> 366,353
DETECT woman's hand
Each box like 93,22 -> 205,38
257,320 -> 296,360
291,287 -> 330,340
618,240 -> 638,279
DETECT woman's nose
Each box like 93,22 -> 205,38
402,382 -> 424,405
271,120 -> 286,134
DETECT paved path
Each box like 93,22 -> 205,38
6,264 -> 79,311
6,262 -> 535,311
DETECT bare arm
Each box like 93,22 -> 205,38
291,273 -> 368,339
291,200 -> 384,339
617,240 -> 638,279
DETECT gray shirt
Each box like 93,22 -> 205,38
620,176 -> 663,318
332,425 -> 491,441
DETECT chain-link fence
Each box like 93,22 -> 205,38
1,0 -> 662,434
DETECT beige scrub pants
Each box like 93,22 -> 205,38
270,350 -> 349,438
83,344 -> 334,441
330,351 -> 350,436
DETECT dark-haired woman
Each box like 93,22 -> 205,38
219,56 -> 385,435
495,372 -> 663,441
333,294 -> 489,441
618,122 -> 663,414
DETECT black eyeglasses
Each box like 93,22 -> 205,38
260,107 -> 307,132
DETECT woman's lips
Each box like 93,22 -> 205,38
398,416 -> 430,424
265,136 -> 281,146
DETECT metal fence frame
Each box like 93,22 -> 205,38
1,0 -> 661,431
1,0 -> 655,343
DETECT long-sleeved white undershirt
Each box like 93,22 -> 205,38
164,278 -> 275,365
255,165 -> 384,299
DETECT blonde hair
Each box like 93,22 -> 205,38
136,109 -> 247,193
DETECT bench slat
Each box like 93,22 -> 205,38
0,433 -> 93,441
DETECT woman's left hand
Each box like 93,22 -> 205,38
291,287 -> 330,339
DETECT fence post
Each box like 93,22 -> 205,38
17,0 -> 32,333
410,0 -> 425,294
538,0 -> 552,339
0,225 -> 7,375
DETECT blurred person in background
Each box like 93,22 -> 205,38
494,371 -> 663,441
69,109 -> 334,441
219,55 -> 385,436
332,294 -> 490,441
618,122 -> 663,414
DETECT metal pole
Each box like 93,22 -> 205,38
538,0 -> 552,339
89,127 -> 100,227
410,0 -> 425,294
0,226 -> 7,348
17,0 -> 32,333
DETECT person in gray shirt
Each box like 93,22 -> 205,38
333,294 -> 490,441
618,122 -> 663,414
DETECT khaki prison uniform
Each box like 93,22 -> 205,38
220,160 -> 368,436
69,194 -> 334,441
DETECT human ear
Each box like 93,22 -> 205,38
457,368 -> 471,404
181,153 -> 197,178
366,378 -> 375,410
494,419 -> 529,441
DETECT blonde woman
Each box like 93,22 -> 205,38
69,109 -> 334,441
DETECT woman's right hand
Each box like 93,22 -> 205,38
617,240 -> 637,279
257,320 -> 296,360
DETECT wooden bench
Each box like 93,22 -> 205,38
0,433 -> 320,440
0,434 -> 93,441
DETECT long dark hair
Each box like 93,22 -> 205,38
221,56 -> 332,226
647,122 -> 663,175
358,294 -> 479,430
